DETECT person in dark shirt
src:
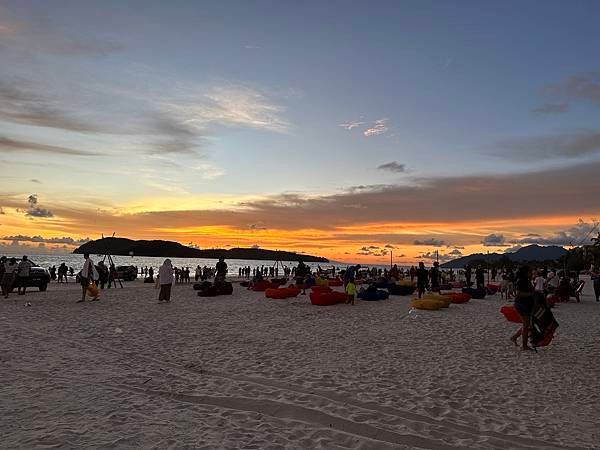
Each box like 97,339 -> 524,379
475,266 -> 485,289
215,257 -> 228,281
416,262 -> 428,298
465,265 -> 472,287
430,262 -> 440,292
511,265 -> 534,351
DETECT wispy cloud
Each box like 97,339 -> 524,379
414,238 -> 445,247
0,9 -> 124,57
419,251 -> 452,262
510,219 -> 598,246
482,233 -> 508,247
363,118 -> 388,137
494,130 -> 600,161
357,245 -> 389,257
339,120 -> 365,130
377,161 -> 407,173
0,80 -> 103,133
0,75 -> 289,157
1,234 -> 89,245
532,103 -> 569,115
0,135 -> 99,156
24,194 -> 53,218
542,72 -> 600,105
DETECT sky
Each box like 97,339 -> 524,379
1,0 -> 600,263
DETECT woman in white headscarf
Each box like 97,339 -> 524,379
158,259 -> 174,303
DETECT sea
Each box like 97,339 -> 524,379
2,253 -> 378,274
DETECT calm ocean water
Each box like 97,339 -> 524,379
2,253 -> 388,274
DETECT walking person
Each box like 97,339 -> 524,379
591,264 -> 600,302
2,257 -> 18,298
158,259 -> 174,303
416,262 -> 428,298
16,255 -> 34,295
511,266 -> 534,351
78,253 -> 99,303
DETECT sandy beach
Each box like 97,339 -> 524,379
1,279 -> 599,449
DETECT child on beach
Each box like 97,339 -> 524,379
346,280 -> 357,305
500,275 -> 511,300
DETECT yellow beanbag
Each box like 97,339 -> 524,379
315,277 -> 329,287
411,299 -> 444,310
422,294 -> 451,308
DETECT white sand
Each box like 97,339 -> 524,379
1,278 -> 599,449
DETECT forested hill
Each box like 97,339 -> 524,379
73,237 -> 328,262
440,244 -> 567,268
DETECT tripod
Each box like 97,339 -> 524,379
101,233 -> 123,288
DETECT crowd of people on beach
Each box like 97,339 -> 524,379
3,252 -> 599,314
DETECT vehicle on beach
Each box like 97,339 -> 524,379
8,265 -> 51,292
115,265 -> 138,281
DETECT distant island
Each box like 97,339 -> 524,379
440,244 -> 567,269
73,237 -> 329,263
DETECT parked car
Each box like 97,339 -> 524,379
115,265 -> 138,281
8,264 -> 51,292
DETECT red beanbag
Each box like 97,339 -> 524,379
311,285 -> 332,293
500,305 -> 522,324
310,291 -> 347,306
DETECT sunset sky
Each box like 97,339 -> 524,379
1,0 -> 600,263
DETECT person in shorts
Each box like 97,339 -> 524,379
17,256 -> 34,295
345,280 -> 357,305
511,265 -> 534,351
78,253 -> 99,303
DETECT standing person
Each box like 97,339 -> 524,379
158,259 -> 174,303
195,265 -> 201,281
591,264 -> 600,302
465,265 -> 472,287
16,256 -> 34,295
533,270 -> 546,291
511,266 -> 534,351
97,261 -> 109,289
1,257 -> 18,298
546,270 -> 559,294
416,262 -> 428,298
58,263 -> 68,283
343,264 -> 356,288
215,257 -> 228,281
430,262 -> 440,292
475,266 -> 485,289
409,265 -> 416,282
78,253 -> 99,303
345,279 -> 357,305
0,256 -> 5,295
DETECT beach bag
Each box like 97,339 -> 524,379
87,282 -> 99,297
530,304 -> 559,347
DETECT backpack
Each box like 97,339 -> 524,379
530,304 -> 559,348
